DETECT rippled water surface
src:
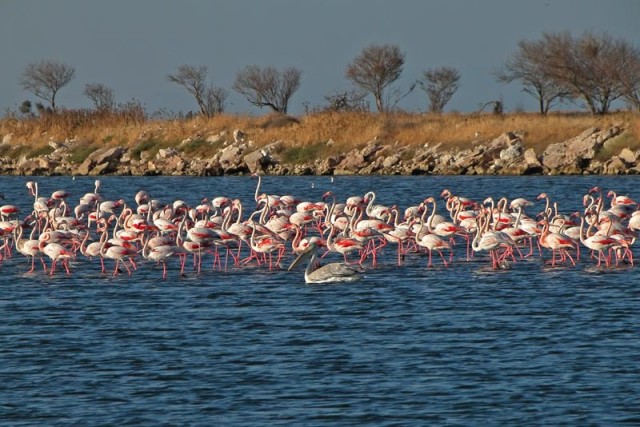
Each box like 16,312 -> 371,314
1,175 -> 639,426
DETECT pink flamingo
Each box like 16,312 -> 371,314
39,232 -> 74,276
14,225 -> 46,273
578,216 -> 617,267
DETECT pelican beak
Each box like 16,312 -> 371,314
288,243 -> 316,271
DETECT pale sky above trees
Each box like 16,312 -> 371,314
1,0 -> 638,116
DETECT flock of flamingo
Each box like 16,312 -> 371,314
0,175 -> 638,283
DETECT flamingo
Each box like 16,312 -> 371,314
39,232 -> 74,276
471,214 -> 515,269
578,216 -> 617,267
414,208 -> 452,268
14,225 -> 46,273
101,235 -> 138,276
142,237 -> 186,279
538,215 -> 577,267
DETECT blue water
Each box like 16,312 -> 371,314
1,175 -> 639,426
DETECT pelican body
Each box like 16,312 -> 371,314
288,241 -> 362,284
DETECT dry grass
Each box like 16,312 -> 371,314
1,110 -> 639,160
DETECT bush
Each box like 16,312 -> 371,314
595,132 -> 640,161
282,142 -> 325,164
130,139 -> 174,161
26,145 -> 54,158
68,143 -> 100,164
180,138 -> 223,158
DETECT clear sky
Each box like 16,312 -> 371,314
1,0 -> 638,116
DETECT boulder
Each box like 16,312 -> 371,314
618,148 -> 637,165
542,126 -> 621,172
16,157 -> 59,175
89,162 -> 110,176
93,146 -> 126,165
360,141 -> 384,161
243,149 -> 270,174
314,155 -> 342,175
604,156 -> 627,175
157,147 -> 179,159
499,140 -> 524,162
523,148 -> 541,167
219,143 -> 248,173
335,150 -> 366,174
233,129 -> 246,143
75,146 -> 126,175
2,133 -> 12,145
382,155 -> 400,168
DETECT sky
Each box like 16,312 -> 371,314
1,0 -> 639,116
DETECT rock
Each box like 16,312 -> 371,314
206,135 -> 220,144
139,151 -> 150,162
499,140 -> 524,162
542,126 -> 621,173
599,125 -> 623,146
219,143 -> 248,173
523,148 -> 541,167
314,155 -> 342,175
48,140 -> 68,151
243,149 -> 270,174
93,147 -> 125,165
263,140 -> 285,154
335,150 -> 366,174
233,129 -> 246,143
16,157 -> 58,175
2,133 -> 12,145
165,156 -> 186,173
74,146 -> 126,175
76,157 -> 94,175
89,162 -> 110,176
360,142 -> 384,160
627,165 -> 640,175
157,147 -> 179,159
382,155 -> 400,168
618,148 -> 637,165
604,156 -> 627,175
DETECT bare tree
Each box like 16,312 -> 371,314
346,44 -> 406,112
233,65 -> 302,114
20,59 -> 75,112
203,85 -> 229,116
323,90 -> 369,112
84,83 -> 115,112
543,31 -> 631,114
168,64 -> 227,117
418,66 -> 461,113
496,39 -> 572,114
615,42 -> 640,110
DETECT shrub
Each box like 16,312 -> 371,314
282,142 -> 325,164
26,145 -> 54,158
68,143 -> 100,164
130,139 -> 174,161
595,132 -> 640,161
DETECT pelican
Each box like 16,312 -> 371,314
288,240 -> 362,284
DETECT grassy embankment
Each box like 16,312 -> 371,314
1,110 -> 639,166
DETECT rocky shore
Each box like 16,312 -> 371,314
1,124 -> 638,176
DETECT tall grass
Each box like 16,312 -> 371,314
1,110 -> 638,160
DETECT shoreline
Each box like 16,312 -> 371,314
1,112 -> 639,177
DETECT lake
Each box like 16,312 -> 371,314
1,175 -> 639,426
